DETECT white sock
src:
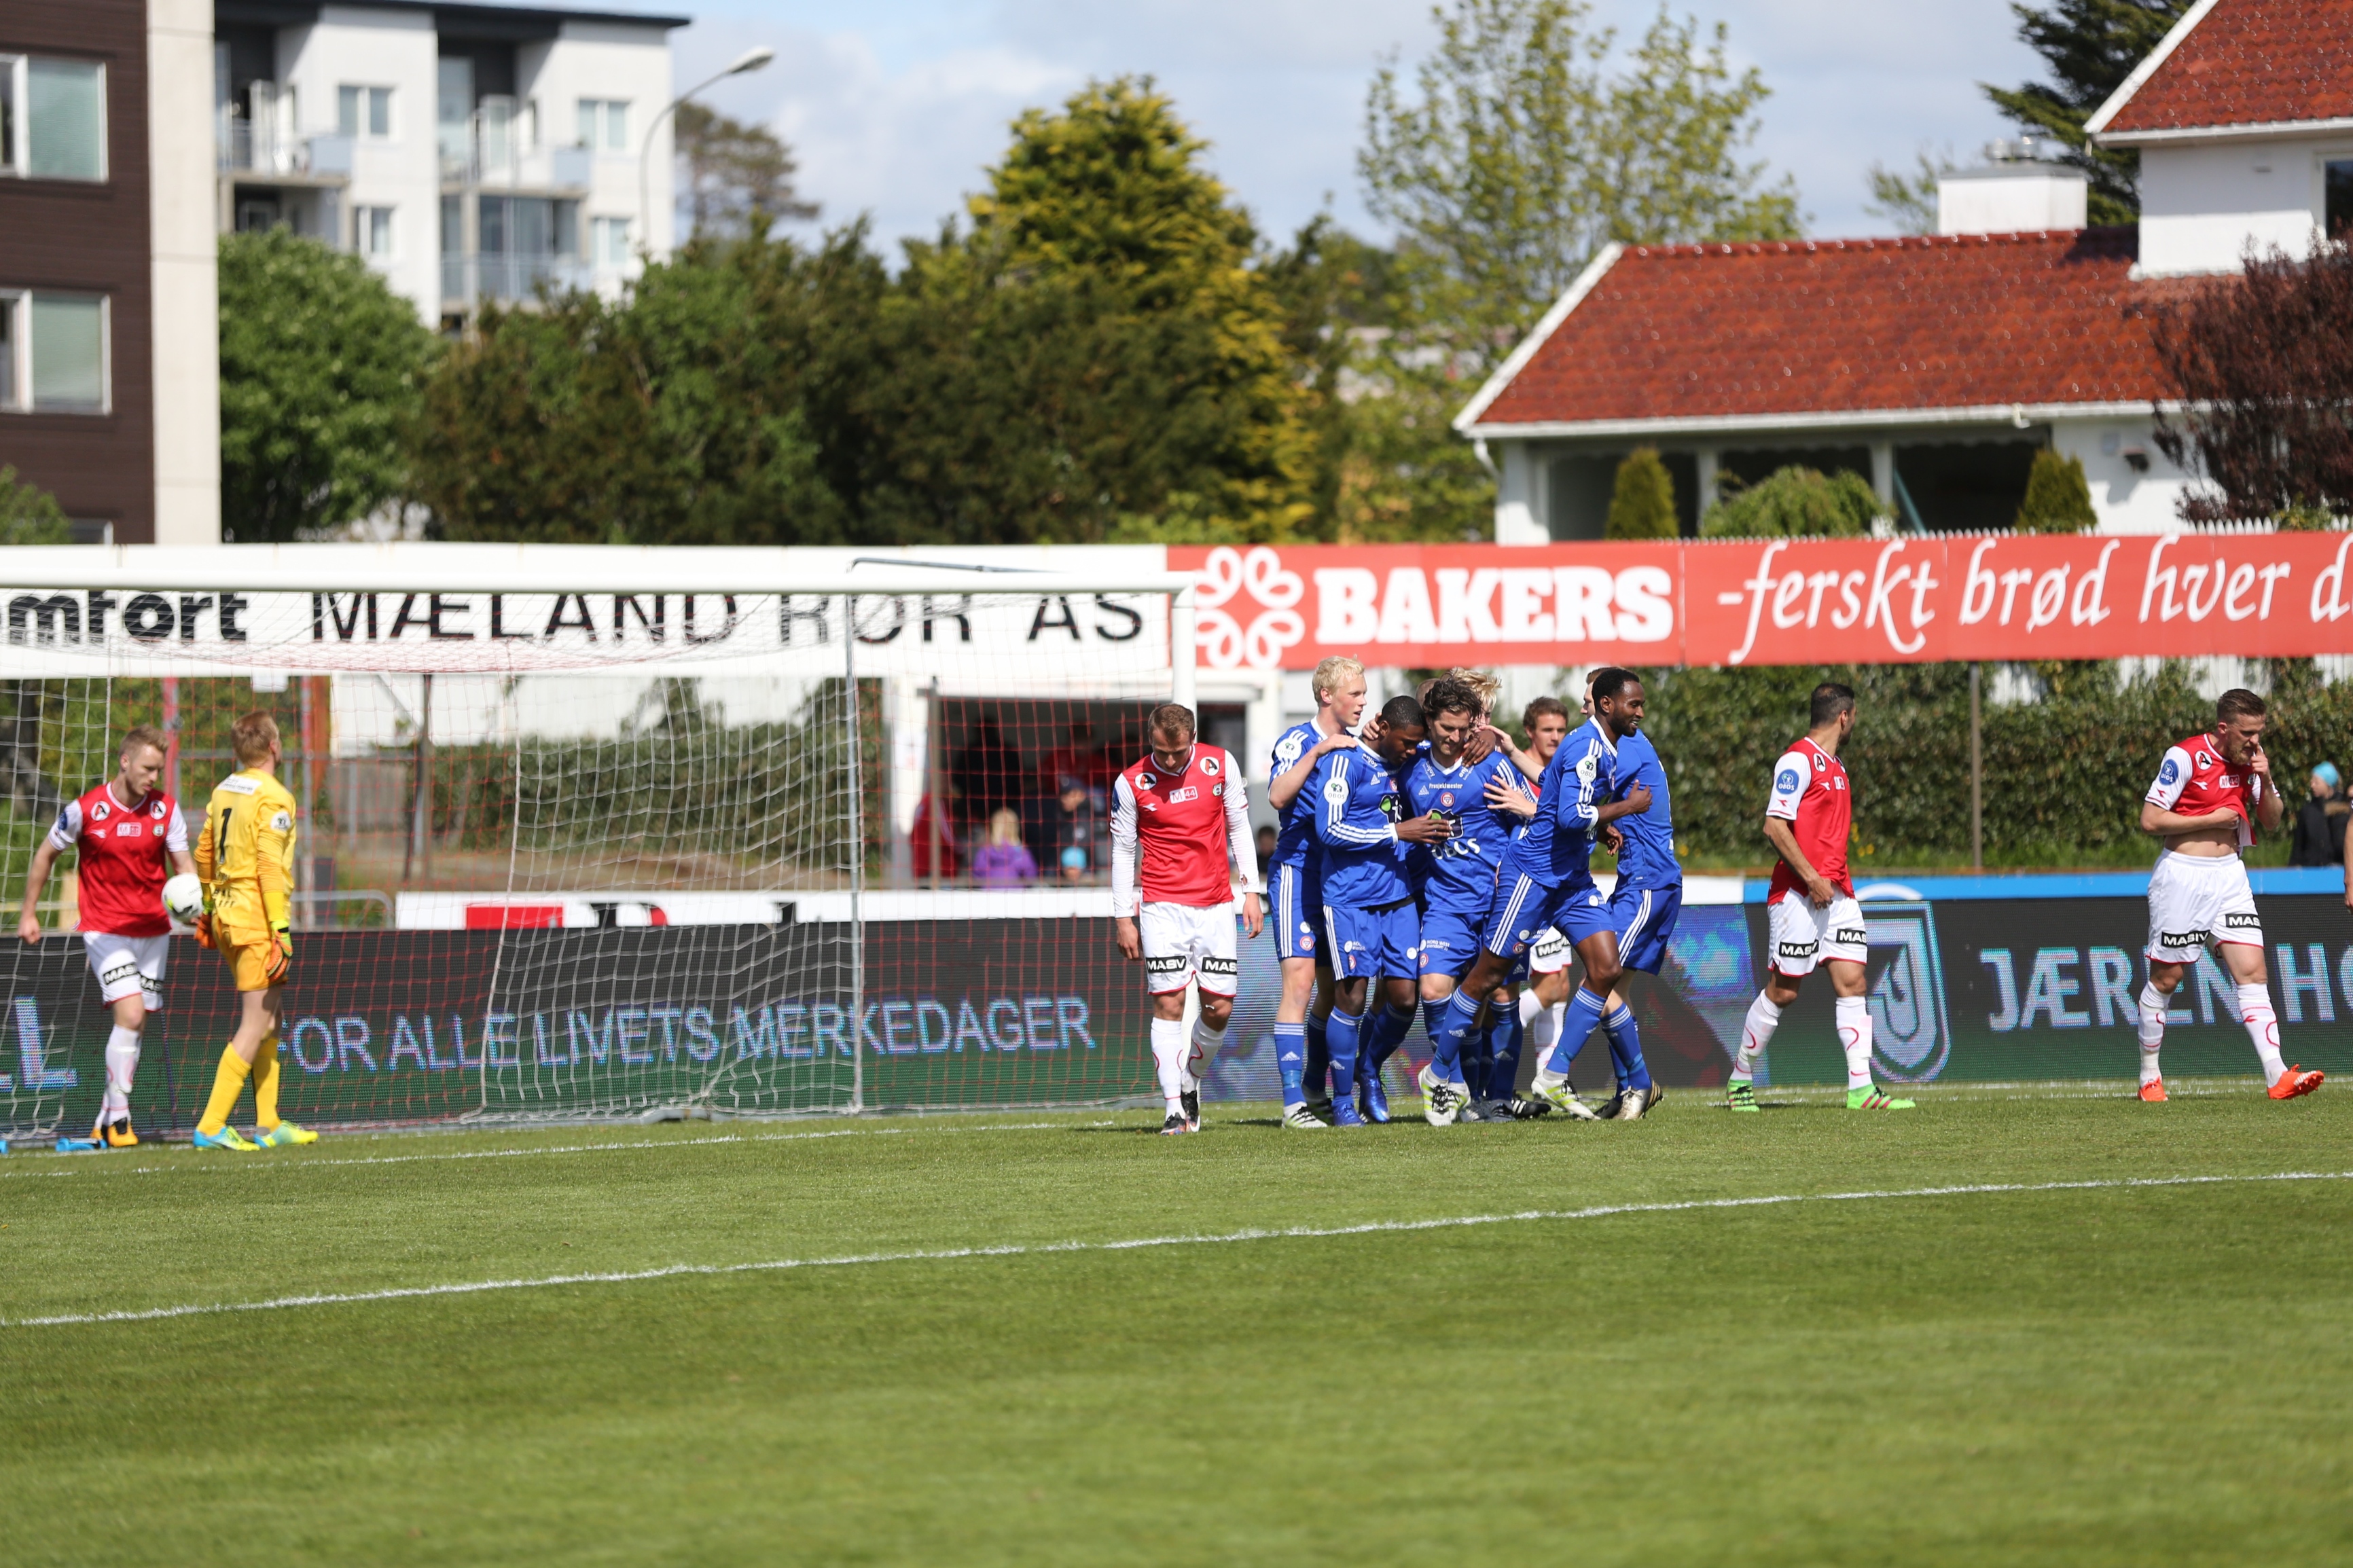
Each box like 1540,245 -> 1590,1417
1520,991 -> 1554,1059
1185,1016 -> 1225,1093
101,1025 -> 141,1123
1544,1000 -> 1568,1061
1835,995 -> 1873,1091
2238,982 -> 2286,1086
1150,1017 -> 1186,1113
1733,993 -> 1781,1082
2136,982 -> 2168,1085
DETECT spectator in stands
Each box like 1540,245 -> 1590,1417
910,790 -> 959,881
2291,763 -> 2349,868
1032,774 -> 1100,881
1256,824 -> 1276,877
971,808 -> 1039,886
1040,721 -> 1098,799
952,716 -> 1023,835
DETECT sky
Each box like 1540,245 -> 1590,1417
615,0 -> 2051,256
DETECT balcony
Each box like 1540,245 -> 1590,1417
441,251 -> 593,310
219,117 -> 353,185
438,99 -> 592,193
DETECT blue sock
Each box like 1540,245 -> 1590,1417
1545,988 -> 1609,1078
1462,1006 -> 1495,1096
1304,1012 -> 1329,1103
1274,1021 -> 1306,1108
1426,991 -> 1481,1086
1366,1003 -> 1415,1077
1603,1002 -> 1651,1092
1325,1009 -> 1362,1101
1487,1004 -> 1524,1101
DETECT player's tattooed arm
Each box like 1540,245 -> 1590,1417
1763,816 -> 1835,907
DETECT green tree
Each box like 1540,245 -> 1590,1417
1361,0 -> 1799,363
1604,448 -> 1677,538
2015,448 -> 2099,532
0,464 -> 70,544
1700,465 -> 1885,538
677,101 -> 816,238
1863,146 -> 1959,236
219,230 -> 437,541
1981,0 -> 2194,225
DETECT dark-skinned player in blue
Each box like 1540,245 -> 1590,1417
1587,676 -> 1682,1119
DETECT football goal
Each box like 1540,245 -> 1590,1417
0,545 -> 1197,1139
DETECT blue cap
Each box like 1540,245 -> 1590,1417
2316,762 -> 2341,790
1060,845 -> 1089,871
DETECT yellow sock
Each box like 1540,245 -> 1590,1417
197,1046 -> 253,1136
252,1034 -> 281,1131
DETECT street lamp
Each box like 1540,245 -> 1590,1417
639,45 -> 776,259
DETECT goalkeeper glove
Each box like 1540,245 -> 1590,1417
265,924 -> 293,986
192,913 -> 214,949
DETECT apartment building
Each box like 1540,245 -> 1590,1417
216,0 -> 685,327
0,0 -> 217,544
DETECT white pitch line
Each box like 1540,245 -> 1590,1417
10,1169 -> 2348,1330
0,1120 -> 1111,1181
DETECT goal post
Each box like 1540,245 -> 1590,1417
0,545 -> 1198,1139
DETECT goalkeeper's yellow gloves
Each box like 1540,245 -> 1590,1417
266,922 -> 293,986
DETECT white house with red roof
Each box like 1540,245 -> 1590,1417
1456,0 -> 2353,543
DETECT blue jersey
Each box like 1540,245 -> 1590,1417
1268,719 -> 1334,873
1606,730 -> 1680,889
1308,742 -> 1411,907
1499,718 -> 1617,890
1403,749 -> 1516,915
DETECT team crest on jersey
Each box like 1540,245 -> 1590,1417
1138,772 -> 1155,790
92,800 -> 110,822
1200,754 -> 1220,777
1811,752 -> 1826,773
149,800 -> 165,817
1440,791 -> 1456,808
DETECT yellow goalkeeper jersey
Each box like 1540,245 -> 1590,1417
194,767 -> 298,943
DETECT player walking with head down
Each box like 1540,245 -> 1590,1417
190,712 -> 317,1150
1111,704 -> 1264,1135
18,726 -> 196,1150
2134,689 -> 2321,1103
1263,657 -> 1367,1128
1725,682 -> 1913,1112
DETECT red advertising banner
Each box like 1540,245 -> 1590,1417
1172,535 -> 2353,670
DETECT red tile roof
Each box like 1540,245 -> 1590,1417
1464,230 -> 2188,431
2097,0 -> 2353,137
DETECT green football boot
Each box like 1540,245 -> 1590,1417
1847,1085 -> 1917,1111
1725,1080 -> 1760,1113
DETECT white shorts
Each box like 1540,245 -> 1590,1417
1767,890 -> 1867,978
84,931 -> 168,1010
1140,900 -> 1239,997
2145,851 -> 2261,965
1527,926 -> 1573,974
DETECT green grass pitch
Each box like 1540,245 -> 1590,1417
3,1084 -> 2350,1565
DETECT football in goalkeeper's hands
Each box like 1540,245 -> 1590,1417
162,873 -> 204,924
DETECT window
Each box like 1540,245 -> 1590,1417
0,56 -> 105,180
436,57 -> 471,169
577,98 -> 628,153
337,85 -> 393,140
0,293 -> 108,414
2329,160 -> 2353,241
357,206 -> 394,258
592,216 -> 631,268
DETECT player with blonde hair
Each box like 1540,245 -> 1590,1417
190,712 -> 316,1150
1263,655 -> 1367,1126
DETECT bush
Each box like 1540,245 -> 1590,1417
0,465 -> 70,544
2014,448 -> 2097,532
1604,448 -> 1678,539
1700,465 -> 1884,538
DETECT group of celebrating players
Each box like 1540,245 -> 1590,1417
20,711 -> 313,1152
1110,659 -> 2325,1133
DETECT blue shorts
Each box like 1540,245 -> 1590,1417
1416,903 -> 1491,979
1324,900 -> 1420,979
1483,872 -> 1611,960
1609,879 -> 1683,974
1269,861 -> 1325,964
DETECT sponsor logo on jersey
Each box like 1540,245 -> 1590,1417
2158,757 -> 2180,786
1323,777 -> 1348,804
221,776 -> 258,795
2157,928 -> 2205,951
1144,954 -> 1189,974
1776,768 -> 1800,794
1168,786 -> 1198,804
116,821 -> 143,837
2222,911 -> 2260,931
1777,940 -> 1816,959
1200,955 -> 1238,979
1835,926 -> 1867,946
270,810 -> 293,831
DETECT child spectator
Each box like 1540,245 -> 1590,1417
971,807 -> 1039,887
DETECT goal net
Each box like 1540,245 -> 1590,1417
0,547 -> 1195,1139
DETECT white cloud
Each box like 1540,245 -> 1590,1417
656,0 -> 2052,252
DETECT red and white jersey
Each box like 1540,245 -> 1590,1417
1764,736 -> 1852,900
1110,746 -> 1259,913
48,782 -> 188,937
2147,731 -> 2265,850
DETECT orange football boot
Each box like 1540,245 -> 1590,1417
2138,1079 -> 2168,1103
2268,1066 -> 2324,1101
